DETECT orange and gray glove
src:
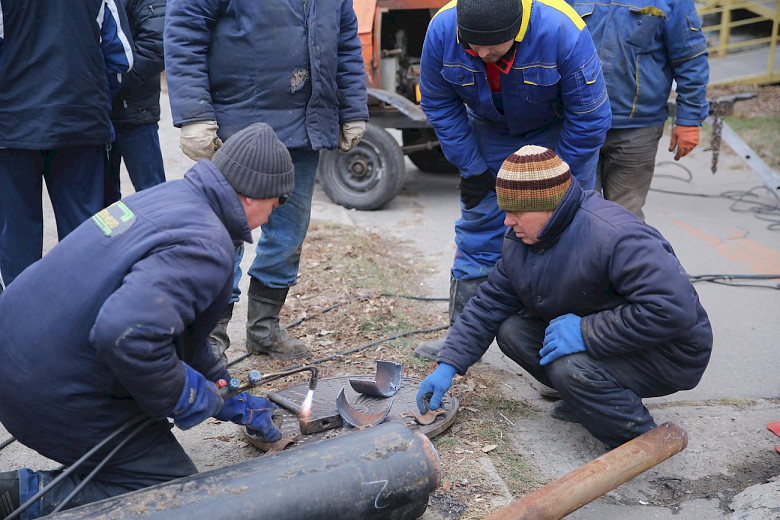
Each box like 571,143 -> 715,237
338,120 -> 366,152
669,125 -> 699,161
180,121 -> 223,161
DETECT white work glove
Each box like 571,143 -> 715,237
338,120 -> 366,152
180,121 -> 223,161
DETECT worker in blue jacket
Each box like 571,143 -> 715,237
0,0 -> 134,292
415,0 -> 612,361
164,0 -> 369,363
567,0 -> 710,220
416,145 -> 713,448
104,0 -> 168,206
0,124 -> 290,518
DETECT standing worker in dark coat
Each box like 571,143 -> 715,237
416,145 -> 713,448
164,0 -> 369,363
0,124 -> 290,518
0,0 -> 134,292
104,0 -> 168,206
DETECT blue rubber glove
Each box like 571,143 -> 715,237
416,363 -> 457,414
215,392 -> 282,443
539,314 -> 586,366
171,363 -> 224,430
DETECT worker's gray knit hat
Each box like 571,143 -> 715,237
457,0 -> 523,46
212,122 -> 295,199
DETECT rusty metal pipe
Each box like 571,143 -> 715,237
45,422 -> 440,520
484,422 -> 687,520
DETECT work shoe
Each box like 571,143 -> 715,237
414,338 -> 444,362
529,379 -> 561,400
209,303 -> 234,364
549,401 -> 580,423
0,470 -> 20,518
414,275 -> 487,361
246,279 -> 310,360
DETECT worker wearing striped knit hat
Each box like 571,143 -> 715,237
416,145 -> 712,449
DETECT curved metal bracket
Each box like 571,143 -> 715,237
349,360 -> 403,398
336,388 -> 394,429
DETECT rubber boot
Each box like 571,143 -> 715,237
0,470 -> 20,519
209,303 -> 234,364
414,275 -> 488,361
246,278 -> 310,360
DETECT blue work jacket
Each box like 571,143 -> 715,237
164,0 -> 368,149
439,182 -> 713,391
0,162 -> 243,465
0,0 -> 133,148
568,0 -> 709,128
420,0 -> 612,182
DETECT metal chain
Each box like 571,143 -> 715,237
710,101 -> 725,174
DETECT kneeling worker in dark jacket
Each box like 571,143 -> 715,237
0,123 -> 292,518
416,145 -> 713,448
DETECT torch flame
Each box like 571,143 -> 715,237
299,389 -> 314,418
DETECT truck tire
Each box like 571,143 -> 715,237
402,128 -> 458,174
318,123 -> 406,211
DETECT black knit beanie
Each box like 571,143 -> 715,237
212,123 -> 295,199
457,0 -> 523,46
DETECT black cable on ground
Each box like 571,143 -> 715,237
651,161 -> 780,230
6,416 -> 151,520
688,273 -> 780,290
227,292 -> 449,369
49,418 -> 154,514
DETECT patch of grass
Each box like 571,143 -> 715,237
701,115 -> 780,170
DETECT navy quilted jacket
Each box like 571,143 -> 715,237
0,161 -> 247,465
439,182 -> 713,391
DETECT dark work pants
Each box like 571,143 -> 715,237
596,125 -> 665,221
18,429 -> 197,519
0,146 -> 105,286
496,315 -> 677,448
104,122 -> 166,206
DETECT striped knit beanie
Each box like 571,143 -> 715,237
496,145 -> 572,212
212,123 -> 295,200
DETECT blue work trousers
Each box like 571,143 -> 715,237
453,120 -> 597,280
16,428 -> 196,519
496,314 -> 677,448
0,146 -> 104,286
104,122 -> 166,206
231,148 -> 320,300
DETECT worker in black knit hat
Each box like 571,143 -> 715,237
412,0 -> 613,368
0,123 -> 293,518
415,145 -> 713,449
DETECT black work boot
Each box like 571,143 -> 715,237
0,470 -> 20,519
414,275 -> 488,361
550,401 -> 580,423
209,303 -> 234,364
246,278 -> 310,360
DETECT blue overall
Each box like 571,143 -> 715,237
420,0 -> 611,279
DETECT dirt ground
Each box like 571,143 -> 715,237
185,222 -> 780,520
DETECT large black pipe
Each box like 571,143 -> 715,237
45,422 -> 440,520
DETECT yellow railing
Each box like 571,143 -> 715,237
698,0 -> 780,84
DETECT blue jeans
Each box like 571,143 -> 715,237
0,146 -> 104,286
104,122 -> 166,206
231,148 -> 320,300
16,428 -> 196,519
496,315 -> 674,447
452,120 -> 599,280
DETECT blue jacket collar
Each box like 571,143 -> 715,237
183,161 -> 253,244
